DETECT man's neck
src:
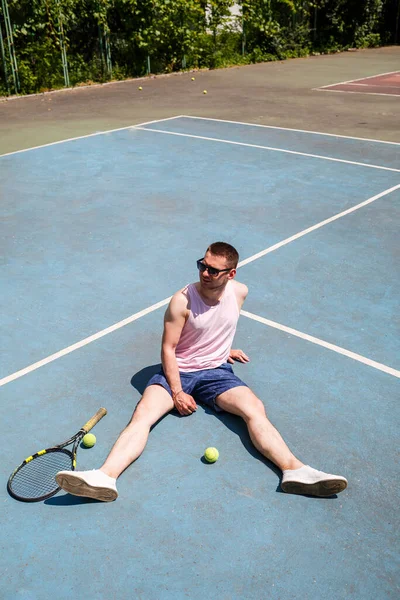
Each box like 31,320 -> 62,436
195,280 -> 229,306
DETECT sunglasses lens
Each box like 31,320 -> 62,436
197,260 -> 218,276
196,259 -> 226,277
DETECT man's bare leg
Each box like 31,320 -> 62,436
216,386 -> 347,496
56,385 -> 174,500
101,385 -> 174,479
216,386 -> 303,471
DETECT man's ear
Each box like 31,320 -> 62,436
228,269 -> 236,280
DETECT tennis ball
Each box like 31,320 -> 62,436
82,433 -> 96,448
203,90 -> 207,94
138,86 -> 142,90
204,447 -> 219,463
191,77 -> 195,81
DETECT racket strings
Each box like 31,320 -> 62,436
9,451 -> 73,500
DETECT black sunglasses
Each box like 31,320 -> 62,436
196,258 -> 232,277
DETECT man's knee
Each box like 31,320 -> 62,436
219,387 -> 267,421
130,398 -> 155,426
243,396 -> 267,421
130,385 -> 174,426
130,397 -> 146,421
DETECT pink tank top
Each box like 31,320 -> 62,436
175,281 -> 240,372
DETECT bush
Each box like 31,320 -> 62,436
355,31 -> 381,48
0,0 -> 394,96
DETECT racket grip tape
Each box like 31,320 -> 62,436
82,407 -> 107,433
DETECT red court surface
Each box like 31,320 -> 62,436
316,70 -> 400,96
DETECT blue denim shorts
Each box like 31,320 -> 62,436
146,363 -> 248,412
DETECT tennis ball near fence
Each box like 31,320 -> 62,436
203,90 -> 207,94
82,433 -> 96,448
138,86 -> 143,91
204,447 -> 219,463
191,77 -> 195,81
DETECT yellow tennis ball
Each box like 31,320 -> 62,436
204,447 -> 219,463
138,86 -> 142,90
82,433 -> 96,448
191,77 -> 195,81
203,90 -> 207,94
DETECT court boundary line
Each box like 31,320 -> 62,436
241,311 -> 400,379
314,88 -> 400,98
135,126 -> 400,173
0,298 -> 172,387
0,115 -> 185,158
181,115 -> 400,146
1,115 -> 399,157
346,83 -> 400,89
237,184 -> 400,267
1,183 -> 399,388
317,70 -> 400,89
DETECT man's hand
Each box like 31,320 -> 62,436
228,349 -> 250,364
173,390 -> 197,416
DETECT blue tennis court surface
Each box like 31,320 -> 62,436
1,116 -> 399,599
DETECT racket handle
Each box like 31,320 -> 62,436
82,408 -> 107,433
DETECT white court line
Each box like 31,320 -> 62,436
345,83 -> 400,89
1,183 -> 399,387
241,310 -> 400,379
182,115 -> 400,146
314,88 -> 400,98
238,184 -> 400,267
0,115 -> 185,159
135,126 -> 400,173
0,298 -> 172,387
317,70 -> 400,89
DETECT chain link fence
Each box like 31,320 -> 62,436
1,0 -> 399,96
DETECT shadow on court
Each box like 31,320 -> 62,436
130,363 -> 282,477
44,494 -> 100,506
130,363 -> 343,499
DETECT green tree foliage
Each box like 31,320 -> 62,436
315,0 -> 384,48
134,0 -> 207,70
0,0 -> 397,95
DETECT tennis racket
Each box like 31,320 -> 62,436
7,407 -> 107,502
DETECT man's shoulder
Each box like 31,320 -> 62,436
231,280 -> 248,299
169,285 -> 191,311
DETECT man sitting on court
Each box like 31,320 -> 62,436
56,242 -> 347,501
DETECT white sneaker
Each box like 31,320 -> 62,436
281,465 -> 347,497
56,469 -> 118,502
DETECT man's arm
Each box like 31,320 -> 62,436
228,281 -> 250,364
234,280 -> 249,311
161,290 -> 197,415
